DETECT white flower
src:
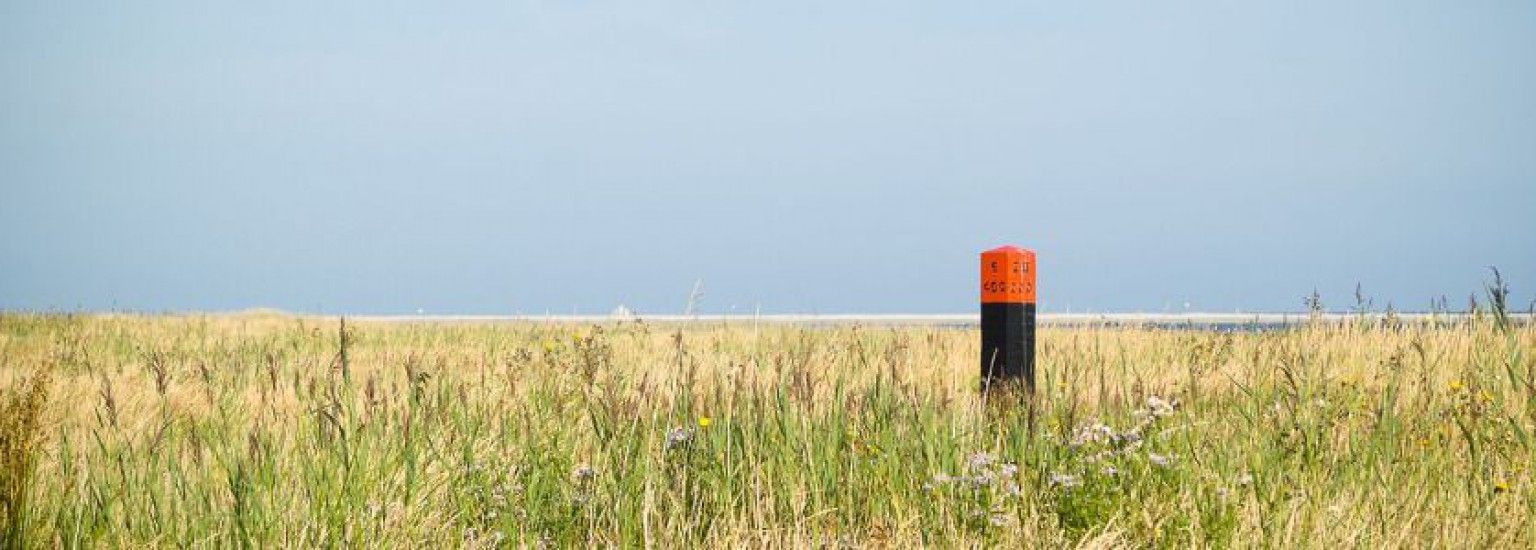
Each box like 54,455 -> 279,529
1236,473 -> 1254,486
1070,422 -> 1116,447
1048,473 -> 1081,488
966,452 -> 997,471
1148,453 -> 1173,467
999,463 -> 1020,477
571,464 -> 596,480
1146,396 -> 1177,417
1102,466 -> 1119,477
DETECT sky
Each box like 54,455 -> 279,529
2,1 -> 1533,315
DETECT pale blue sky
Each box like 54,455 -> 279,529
3,1 -> 1533,314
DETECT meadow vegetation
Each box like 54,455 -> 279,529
1,303 -> 1533,547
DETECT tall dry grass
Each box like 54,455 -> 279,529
0,311 -> 1532,547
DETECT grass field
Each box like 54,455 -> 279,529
2,310 -> 1533,547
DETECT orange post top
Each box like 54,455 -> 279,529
980,245 -> 1036,304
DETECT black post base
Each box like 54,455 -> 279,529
980,302 -> 1035,390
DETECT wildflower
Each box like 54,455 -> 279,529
1148,453 -> 1173,468
1494,479 -> 1510,494
697,416 -> 712,428
1448,379 -> 1464,392
966,452 -> 996,471
1111,431 -> 1142,447
664,426 -> 695,450
1236,473 -> 1254,486
571,464 -> 596,481
999,463 -> 1019,478
1146,396 -> 1177,417
1048,473 -> 1081,489
989,513 -> 1011,527
1070,422 -> 1115,447
1102,466 -> 1119,477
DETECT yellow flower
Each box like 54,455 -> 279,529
1494,480 -> 1510,494
697,416 -> 712,428
1448,379 -> 1464,392
542,340 -> 557,353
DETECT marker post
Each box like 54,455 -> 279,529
980,246 -> 1036,393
